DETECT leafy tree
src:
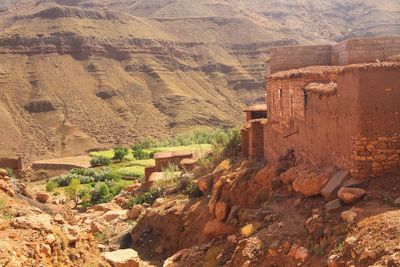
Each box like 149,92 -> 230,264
113,147 -> 129,161
65,178 -> 81,205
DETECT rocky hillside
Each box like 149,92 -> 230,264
0,0 -> 399,160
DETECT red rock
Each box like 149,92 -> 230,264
127,205 -> 143,220
91,202 -> 122,212
197,174 -> 213,194
293,168 -> 334,196
290,246 -> 309,261
215,202 -> 229,222
103,249 -> 140,267
0,168 -> 7,177
320,170 -> 350,200
341,210 -> 358,223
36,192 -> 49,203
90,222 -> 103,234
203,219 -> 236,239
338,187 -> 366,205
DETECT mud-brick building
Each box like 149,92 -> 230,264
240,104 -> 267,159
241,36 -> 400,177
265,63 -> 400,177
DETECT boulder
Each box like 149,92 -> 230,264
338,187 -> 366,205
293,168 -> 334,196
11,214 -> 53,233
203,219 -> 236,239
215,202 -> 229,222
91,202 -> 122,212
320,170 -> 350,200
127,205 -> 143,220
103,210 -> 128,222
103,249 -> 140,267
0,168 -> 7,177
36,192 -> 49,203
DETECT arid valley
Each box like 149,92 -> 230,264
0,1 -> 400,266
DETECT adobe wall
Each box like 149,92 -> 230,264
240,128 -> 249,158
268,36 -> 400,75
343,37 -> 400,65
268,45 -> 332,75
248,120 -> 264,159
154,155 -> 193,172
264,70 -> 358,169
347,64 -> 400,176
0,157 -> 23,170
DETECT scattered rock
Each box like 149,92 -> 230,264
103,249 -> 141,267
203,219 -> 236,239
35,192 -> 49,203
54,214 -> 66,224
345,236 -> 357,246
292,168 -> 334,196
325,199 -> 342,213
290,246 -> 309,261
103,210 -> 128,222
338,187 -> 366,205
152,198 -> 164,208
45,234 -> 56,244
342,177 -> 370,189
327,254 -> 343,267
341,210 -> 358,224
321,170 -> 349,200
91,203 -> 122,212
11,214 -> 53,233
90,222 -> 103,234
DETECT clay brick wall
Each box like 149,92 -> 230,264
154,155 -> 193,172
248,120 -> 264,159
264,70 -> 357,169
268,36 -> 400,74
0,157 -> 23,170
348,65 -> 400,176
268,45 -> 332,75
240,128 -> 249,158
264,63 -> 400,176
343,37 -> 400,65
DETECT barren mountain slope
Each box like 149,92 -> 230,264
0,0 -> 399,160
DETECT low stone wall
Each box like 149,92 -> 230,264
352,134 -> 400,176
